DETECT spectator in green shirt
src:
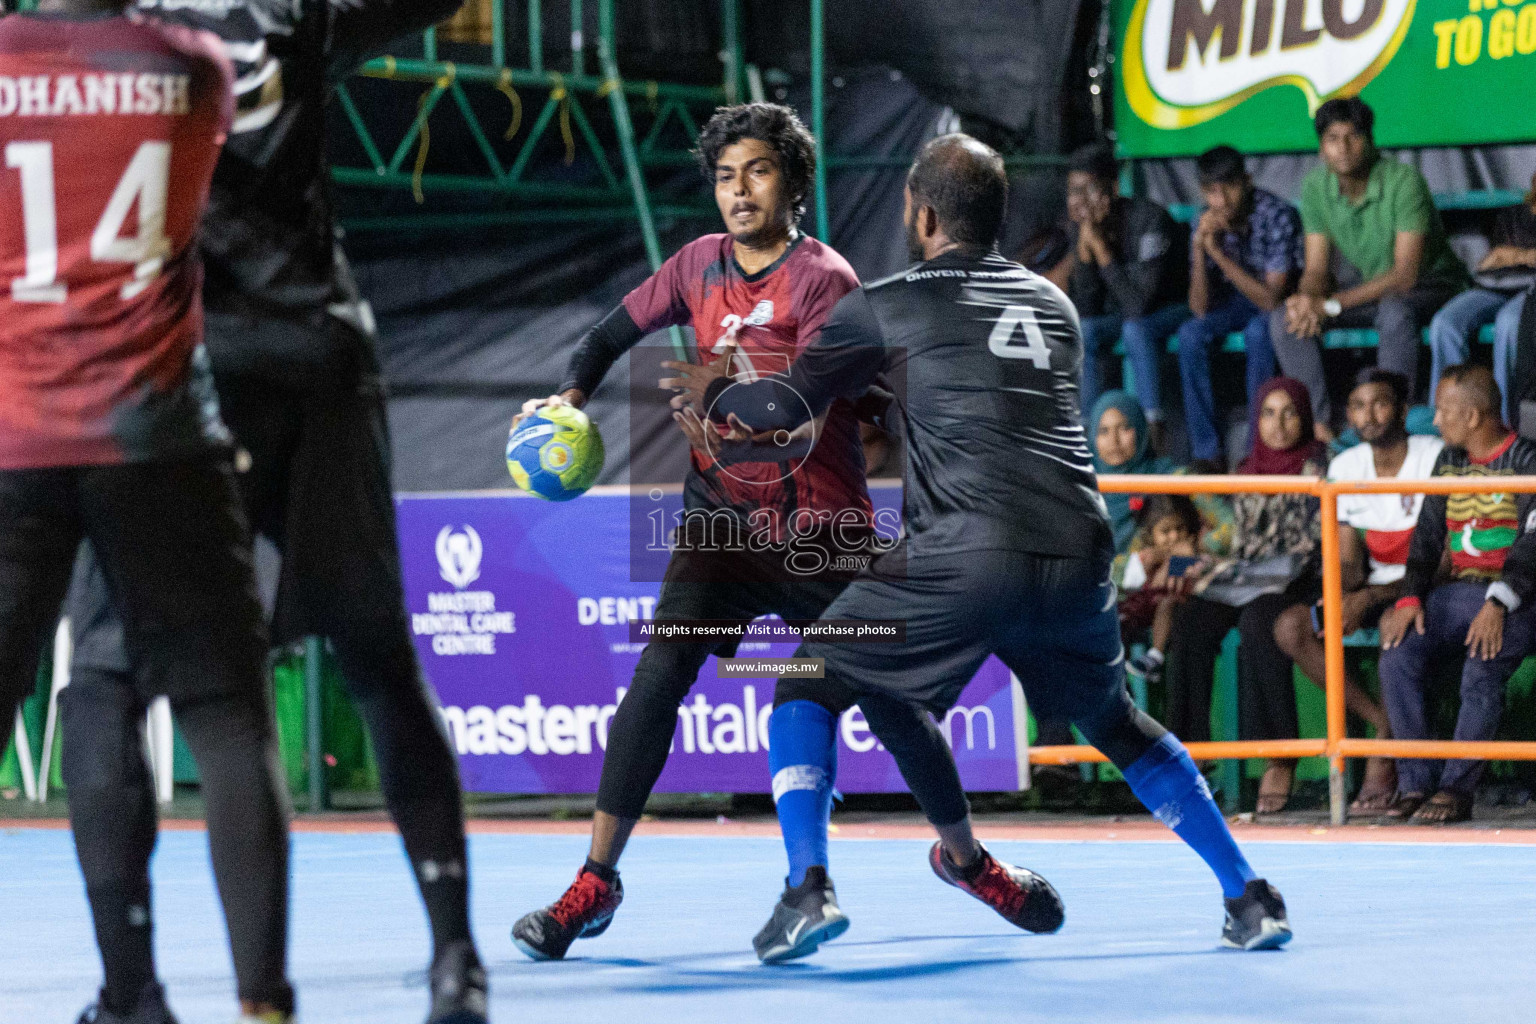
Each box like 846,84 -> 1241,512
1271,98 -> 1466,440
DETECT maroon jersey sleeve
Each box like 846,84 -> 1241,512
620,235 -> 718,334
791,241 -> 860,346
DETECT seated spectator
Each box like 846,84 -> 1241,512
1091,390 -> 1234,560
1428,169 -> 1536,422
1162,379 -> 1325,808
1178,145 -> 1302,463
1272,370 -> 1444,813
1065,144 -> 1189,447
1377,365 -> 1536,824
1120,495 -> 1213,686
1092,390 -> 1176,550
1271,97 -> 1466,438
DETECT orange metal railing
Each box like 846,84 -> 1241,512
1057,473 -> 1536,824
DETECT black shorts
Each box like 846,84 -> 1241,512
216,369 -> 408,641
798,547 -> 1128,724
68,365 -> 409,667
0,458 -> 267,708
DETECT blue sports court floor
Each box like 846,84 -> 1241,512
3,824 -> 1535,1023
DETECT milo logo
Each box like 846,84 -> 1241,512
1122,0 -> 1417,128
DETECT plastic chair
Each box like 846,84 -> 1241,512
10,708 -> 37,801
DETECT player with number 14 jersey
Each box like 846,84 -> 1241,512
0,12 -> 233,468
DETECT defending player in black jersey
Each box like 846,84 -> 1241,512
56,0 -> 489,1021
696,135 -> 1294,952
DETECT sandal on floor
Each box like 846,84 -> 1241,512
1410,789 -> 1474,825
1255,762 -> 1295,815
1380,792 -> 1427,820
1349,788 -> 1398,814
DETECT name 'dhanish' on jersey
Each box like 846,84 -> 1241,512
0,74 -> 191,117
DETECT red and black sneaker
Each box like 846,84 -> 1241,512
512,866 -> 624,960
929,841 -> 1065,934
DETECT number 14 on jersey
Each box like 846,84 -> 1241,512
7,139 -> 172,303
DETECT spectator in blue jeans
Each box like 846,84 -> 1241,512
1377,366 -> 1536,824
1065,143 -> 1189,448
1178,146 -> 1302,462
1427,172 -> 1536,422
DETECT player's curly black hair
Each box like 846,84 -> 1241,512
695,103 -> 817,224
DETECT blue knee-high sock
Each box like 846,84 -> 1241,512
1122,734 -> 1256,898
768,701 -> 837,887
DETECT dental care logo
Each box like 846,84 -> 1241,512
1122,0 -> 1416,128
436,525 -> 482,590
417,525 -> 514,656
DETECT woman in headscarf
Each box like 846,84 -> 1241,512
1091,390 -> 1175,551
1161,377 -> 1328,813
1092,390 -> 1235,558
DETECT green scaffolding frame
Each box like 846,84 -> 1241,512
332,0 -> 734,251
331,0 -> 1066,243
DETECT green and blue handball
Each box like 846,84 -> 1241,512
507,404 -> 605,501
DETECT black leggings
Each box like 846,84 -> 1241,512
848,685 -> 1164,828
593,539 -> 856,820
594,636 -> 857,819
1164,579 -> 1317,742
63,616 -> 474,960
325,614 -> 470,916
61,670 -> 292,1012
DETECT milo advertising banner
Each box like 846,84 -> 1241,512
395,484 -> 1028,795
1115,0 -> 1536,156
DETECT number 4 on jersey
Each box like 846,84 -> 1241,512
987,304 -> 1051,369
7,140 -> 171,303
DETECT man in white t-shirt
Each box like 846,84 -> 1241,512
1273,369 -> 1442,812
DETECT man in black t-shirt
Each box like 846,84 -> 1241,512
698,134 -> 1292,954
1428,170 -> 1536,422
1063,143 -> 1189,442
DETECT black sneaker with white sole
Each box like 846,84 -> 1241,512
512,865 -> 624,961
753,866 -> 851,964
1221,878 -> 1292,950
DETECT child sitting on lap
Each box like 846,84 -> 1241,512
1121,495 -> 1211,684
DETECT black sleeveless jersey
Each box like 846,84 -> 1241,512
709,249 -> 1114,560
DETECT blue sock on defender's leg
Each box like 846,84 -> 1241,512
1122,733 -> 1257,898
768,701 -> 837,887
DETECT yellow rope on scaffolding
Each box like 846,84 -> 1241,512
411,67 -> 454,204
549,72 -> 575,165
496,69 -> 522,140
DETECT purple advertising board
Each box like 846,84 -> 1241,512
396,483 -> 1026,795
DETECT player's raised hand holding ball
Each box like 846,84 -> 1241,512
508,388 -> 604,501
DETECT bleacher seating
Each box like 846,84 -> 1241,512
1129,189 -> 1521,358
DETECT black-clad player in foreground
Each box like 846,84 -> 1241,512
56,0 -> 488,1021
685,135 -> 1293,951
0,0 -> 296,1020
